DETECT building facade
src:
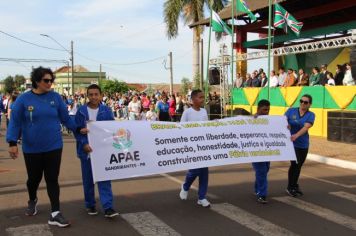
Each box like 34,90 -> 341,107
54,65 -> 106,94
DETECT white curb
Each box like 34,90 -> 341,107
308,153 -> 356,171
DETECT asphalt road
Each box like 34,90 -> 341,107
0,134 -> 355,236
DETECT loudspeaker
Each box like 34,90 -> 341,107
209,68 -> 220,85
341,111 -> 356,144
327,126 -> 342,142
341,111 -> 356,128
327,111 -> 356,144
327,111 -> 342,142
328,111 -> 343,126
341,127 -> 356,143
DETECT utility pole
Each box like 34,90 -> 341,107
71,40 -> 74,95
200,39 -> 204,90
66,61 -> 70,95
169,52 -> 173,95
99,64 -> 102,81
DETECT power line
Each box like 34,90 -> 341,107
75,52 -> 167,66
0,29 -> 168,67
0,30 -> 66,52
0,58 -> 69,68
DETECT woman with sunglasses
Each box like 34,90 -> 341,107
6,67 -> 81,228
285,94 -> 315,197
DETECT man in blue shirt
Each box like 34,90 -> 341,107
285,94 -> 315,197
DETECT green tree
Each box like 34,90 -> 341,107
100,79 -> 130,95
3,76 -> 15,94
163,0 -> 227,79
192,72 -> 201,89
180,77 -> 191,95
14,75 -> 26,89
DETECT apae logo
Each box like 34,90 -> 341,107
113,128 -> 132,150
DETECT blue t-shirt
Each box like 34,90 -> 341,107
6,91 -> 77,153
157,101 -> 169,113
285,108 -> 315,149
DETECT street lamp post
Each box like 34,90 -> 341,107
40,34 -> 74,95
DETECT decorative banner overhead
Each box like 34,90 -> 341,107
326,86 -> 356,109
244,88 -> 260,105
283,87 -> 302,106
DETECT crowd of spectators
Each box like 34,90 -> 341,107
234,63 -> 355,88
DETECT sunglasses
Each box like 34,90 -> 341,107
300,99 -> 310,104
42,78 -> 54,84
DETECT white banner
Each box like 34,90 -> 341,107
88,116 -> 296,182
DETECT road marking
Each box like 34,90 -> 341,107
274,196 -> 356,231
160,173 -> 219,200
211,203 -> 298,236
329,191 -> 356,203
275,168 -> 356,189
121,211 -> 180,236
6,224 -> 52,236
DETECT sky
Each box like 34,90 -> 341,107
0,0 -> 267,84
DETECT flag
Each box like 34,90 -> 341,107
236,0 -> 256,21
274,3 -> 303,36
211,10 -> 232,35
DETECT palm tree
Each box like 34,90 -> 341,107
163,0 -> 228,80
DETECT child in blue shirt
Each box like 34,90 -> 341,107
252,99 -> 271,204
74,84 -> 119,218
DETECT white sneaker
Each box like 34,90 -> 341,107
197,199 -> 211,207
179,185 -> 188,200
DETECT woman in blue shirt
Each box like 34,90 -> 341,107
157,95 -> 170,121
285,94 -> 315,197
7,67 -> 80,228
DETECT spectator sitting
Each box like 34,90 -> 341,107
260,72 -> 268,87
326,72 -> 335,86
319,64 -> 329,86
252,72 -> 261,87
343,63 -> 355,86
334,64 -> 344,86
283,68 -> 296,87
244,73 -> 253,87
269,70 -> 279,87
296,69 -> 309,86
234,73 -> 243,88
309,67 -> 321,86
278,68 -> 287,86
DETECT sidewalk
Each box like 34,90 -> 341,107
308,136 -> 356,170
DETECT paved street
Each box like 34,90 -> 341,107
0,133 -> 356,236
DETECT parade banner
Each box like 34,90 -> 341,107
88,116 -> 296,182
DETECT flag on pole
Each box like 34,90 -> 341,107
236,0 -> 256,21
273,3 -> 303,36
212,10 -> 232,35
